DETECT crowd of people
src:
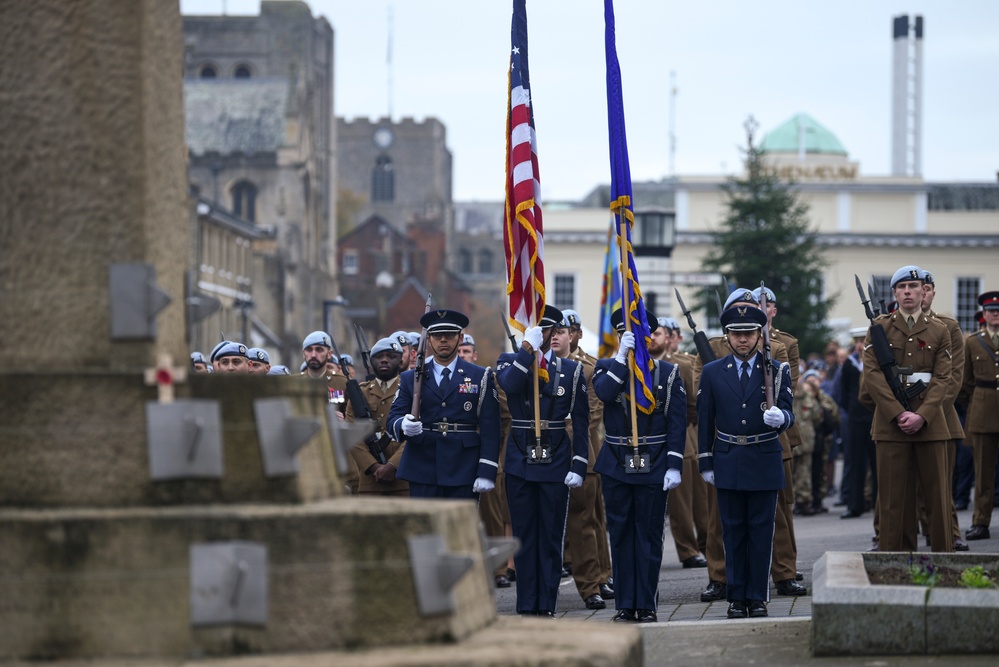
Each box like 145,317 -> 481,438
186,264 -> 999,622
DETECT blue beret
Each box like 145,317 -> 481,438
407,332 -> 421,346
210,340 -> 235,362
302,331 -> 331,349
562,309 -> 582,328
751,286 -> 776,304
340,354 -> 354,366
724,288 -> 759,310
661,317 -> 680,331
371,337 -> 404,356
246,348 -> 269,364
461,334 -> 476,346
267,365 -> 290,375
299,361 -> 308,371
917,268 -> 935,285
802,369 -> 822,382
890,265 -> 924,289
191,351 -> 206,366
721,304 -> 767,331
214,341 -> 247,360
390,331 -> 410,347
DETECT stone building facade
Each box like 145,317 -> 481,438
182,0 -> 337,364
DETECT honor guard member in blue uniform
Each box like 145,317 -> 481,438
387,309 -> 501,499
593,308 -> 686,623
697,304 -> 794,619
496,305 -> 590,617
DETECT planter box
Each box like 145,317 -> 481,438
812,551 -> 999,656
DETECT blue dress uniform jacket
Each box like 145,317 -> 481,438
696,354 -> 793,490
387,358 -> 500,494
696,352 -> 794,605
593,357 -> 687,483
495,347 -> 589,614
496,348 -> 590,481
592,356 -> 687,613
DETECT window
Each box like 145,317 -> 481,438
553,274 -> 575,310
957,277 -> 981,333
634,209 -> 676,257
231,181 -> 258,222
342,249 -> 359,276
477,248 -> 493,275
458,248 -> 473,274
233,64 -> 252,79
371,155 -> 394,202
199,65 -> 217,79
645,291 -> 658,316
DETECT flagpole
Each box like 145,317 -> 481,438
613,204 -> 640,449
530,262 -> 542,442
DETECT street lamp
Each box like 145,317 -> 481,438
632,207 -> 677,316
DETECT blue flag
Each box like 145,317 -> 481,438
605,0 -> 655,414
598,219 -> 623,359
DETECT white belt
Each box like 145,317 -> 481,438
901,372 -> 931,384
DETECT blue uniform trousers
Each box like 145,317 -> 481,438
717,488 -> 778,603
506,473 -> 569,614
601,475 -> 668,611
408,481 -> 476,500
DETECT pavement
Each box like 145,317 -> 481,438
492,488 -> 999,666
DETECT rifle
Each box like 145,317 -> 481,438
722,276 -> 732,302
714,290 -> 724,320
329,333 -> 387,465
410,293 -> 433,419
854,275 -> 925,411
353,323 -> 375,381
675,288 -> 717,363
500,310 -> 519,353
758,281 -> 775,409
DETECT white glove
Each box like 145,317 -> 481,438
401,414 -> 423,437
664,468 -> 681,491
763,406 -> 786,428
564,472 -> 583,489
614,331 -> 636,364
523,326 -> 543,351
701,470 -> 715,486
473,477 -> 495,493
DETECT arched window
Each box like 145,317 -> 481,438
199,64 -> 218,79
477,248 -> 493,274
371,155 -> 395,202
231,181 -> 258,222
233,64 -> 252,79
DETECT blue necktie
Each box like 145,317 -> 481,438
740,361 -> 750,392
440,367 -> 451,393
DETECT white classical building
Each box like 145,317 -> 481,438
541,114 -> 999,355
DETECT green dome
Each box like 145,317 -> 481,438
760,113 -> 848,156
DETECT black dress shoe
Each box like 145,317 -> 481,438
599,582 -> 615,600
561,565 -> 571,578
966,525 -> 991,540
538,611 -> 555,618
747,600 -> 768,618
867,541 -> 880,552
795,571 -> 804,581
840,509 -> 863,519
775,579 -> 807,596
700,580 -> 727,602
636,609 -> 658,623
681,555 -> 708,568
954,538 -> 970,552
726,601 -> 748,618
585,594 -> 606,610
495,574 -> 511,588
612,608 -> 636,622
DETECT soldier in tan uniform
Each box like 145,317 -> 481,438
560,309 -> 615,606
656,317 -> 708,568
694,288 -> 805,602
862,266 -> 954,553
344,337 -> 409,496
918,269 -> 967,550
962,291 -> 999,541
792,370 -> 820,514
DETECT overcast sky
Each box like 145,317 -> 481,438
181,0 -> 999,202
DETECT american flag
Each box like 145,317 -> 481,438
504,0 -> 545,340
605,0 -> 655,414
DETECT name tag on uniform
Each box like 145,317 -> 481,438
625,452 -> 650,474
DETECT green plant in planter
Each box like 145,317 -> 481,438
958,566 -> 996,589
908,556 -> 939,587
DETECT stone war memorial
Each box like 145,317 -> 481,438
0,1 -> 639,665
